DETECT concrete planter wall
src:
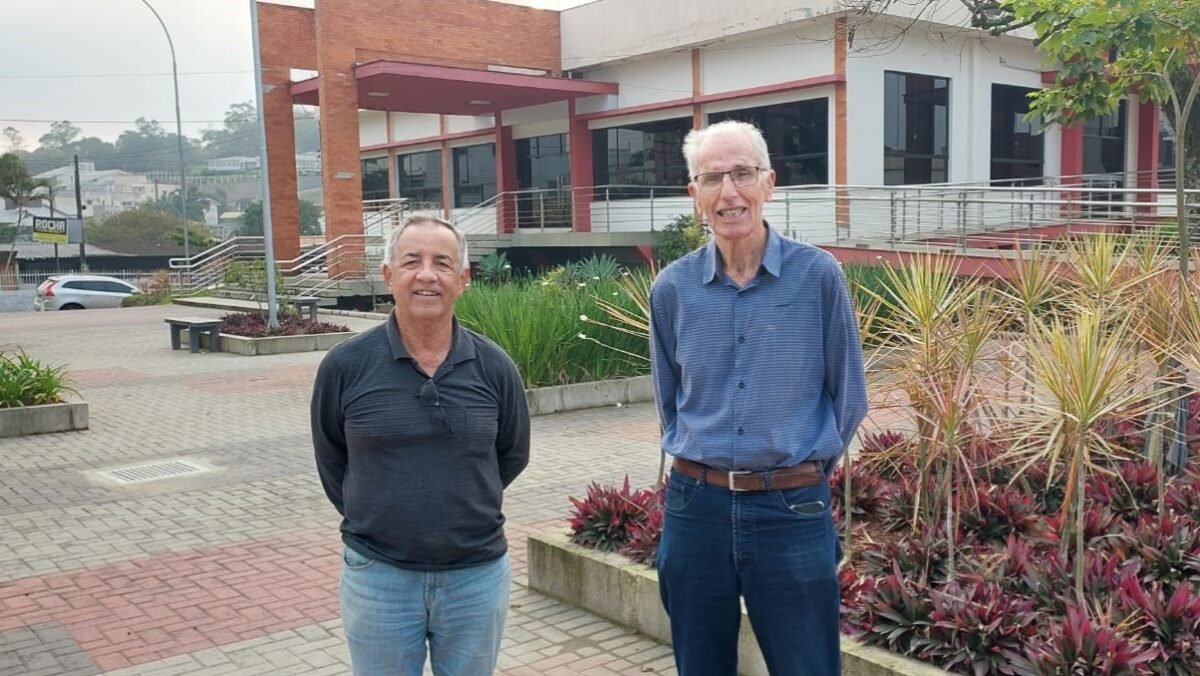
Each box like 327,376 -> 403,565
0,401 -> 89,438
199,331 -> 356,356
525,375 -> 653,416
527,532 -> 946,676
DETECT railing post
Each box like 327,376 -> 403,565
957,190 -> 967,251
785,192 -> 791,235
889,191 -> 897,242
605,187 -> 611,232
538,191 -> 545,232
649,187 -> 655,231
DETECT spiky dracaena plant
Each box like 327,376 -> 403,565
857,254 -> 983,535
1004,307 -> 1155,604
999,245 -> 1066,406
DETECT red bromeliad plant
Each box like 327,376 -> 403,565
567,476 -> 657,553
619,486 -> 664,565
921,581 -> 1041,676
1117,577 -> 1200,675
1005,606 -> 1157,676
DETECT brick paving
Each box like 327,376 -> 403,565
0,304 -> 901,675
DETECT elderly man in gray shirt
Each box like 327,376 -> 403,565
311,215 -> 530,676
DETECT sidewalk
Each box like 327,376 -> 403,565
1,305 -> 676,676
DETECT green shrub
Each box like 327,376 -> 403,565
0,350 -> 76,408
657,213 -> 708,264
455,275 -> 650,387
475,251 -> 512,284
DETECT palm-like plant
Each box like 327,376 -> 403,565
0,158 -> 56,258
1005,308 -> 1155,603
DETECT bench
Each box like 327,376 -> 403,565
164,316 -> 223,353
290,296 -> 320,321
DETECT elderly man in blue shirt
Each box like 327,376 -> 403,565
649,119 -> 869,676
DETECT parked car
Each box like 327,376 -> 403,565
34,274 -> 140,311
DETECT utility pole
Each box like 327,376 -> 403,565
250,0 -> 279,328
141,0 -> 189,261
74,155 -> 86,272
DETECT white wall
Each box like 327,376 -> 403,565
391,112 -> 440,142
446,114 -> 495,134
700,21 -> 833,93
576,52 -> 692,114
359,110 -> 388,147
503,101 -> 569,139
561,0 -> 978,70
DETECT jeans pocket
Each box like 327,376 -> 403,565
343,545 -> 375,570
664,472 -> 697,513
777,484 -> 831,520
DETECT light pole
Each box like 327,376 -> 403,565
140,0 -> 190,261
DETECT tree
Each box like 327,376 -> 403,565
144,188 -> 215,223
1,153 -> 56,254
88,206 -> 215,250
114,117 -> 197,173
2,127 -> 24,153
37,120 -> 81,151
239,199 -> 323,236
1002,0 -> 1200,280
201,101 -> 259,159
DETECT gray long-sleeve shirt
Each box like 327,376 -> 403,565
311,314 -> 530,571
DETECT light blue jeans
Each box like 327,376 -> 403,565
340,546 -> 511,676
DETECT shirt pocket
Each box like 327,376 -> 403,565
464,403 -> 500,443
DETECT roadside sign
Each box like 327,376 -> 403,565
32,217 -> 68,244
31,217 -> 82,244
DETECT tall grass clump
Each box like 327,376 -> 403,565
0,349 -> 76,408
456,272 -> 651,387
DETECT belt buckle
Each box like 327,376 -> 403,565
728,470 -> 753,492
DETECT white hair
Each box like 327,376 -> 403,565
682,120 -> 772,179
384,215 -> 469,272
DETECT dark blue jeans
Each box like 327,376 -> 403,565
658,468 -> 841,676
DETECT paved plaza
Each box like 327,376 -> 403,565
0,304 -> 679,676
1,305 -> 899,676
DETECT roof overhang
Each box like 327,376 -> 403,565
290,60 -> 618,115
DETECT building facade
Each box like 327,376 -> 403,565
255,0 -> 1168,261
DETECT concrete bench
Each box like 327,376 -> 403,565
290,296 -> 320,321
165,316 -> 222,353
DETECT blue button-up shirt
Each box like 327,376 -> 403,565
649,225 -> 869,475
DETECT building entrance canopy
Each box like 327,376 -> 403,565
290,60 -> 618,115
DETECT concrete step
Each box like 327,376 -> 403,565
174,295 -> 336,315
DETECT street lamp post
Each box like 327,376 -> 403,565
140,0 -> 190,261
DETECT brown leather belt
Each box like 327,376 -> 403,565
672,457 -> 825,492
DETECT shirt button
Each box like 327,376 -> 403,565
738,381 -> 745,389
737,427 -> 744,436
738,336 -> 746,344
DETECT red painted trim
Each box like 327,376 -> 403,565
1041,70 -> 1057,85
290,76 -> 319,98
354,60 -> 618,96
361,128 -> 493,153
577,73 -> 843,122
568,98 -> 593,233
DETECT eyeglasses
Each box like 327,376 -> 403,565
417,379 -> 454,433
691,166 -> 763,192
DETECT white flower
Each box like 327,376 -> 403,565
592,276 -> 600,280
615,402 -> 623,408
579,314 -> 588,321
612,292 -> 618,296
503,264 -> 511,269
576,282 -> 586,287
577,332 -> 587,339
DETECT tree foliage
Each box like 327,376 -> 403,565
144,188 -> 217,222
239,199 -> 323,237
88,206 -> 215,250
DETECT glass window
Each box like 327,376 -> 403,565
452,144 -> 496,208
990,85 -> 1044,184
516,134 -> 570,190
708,99 -> 828,185
361,157 -> 390,201
397,150 -> 442,207
592,118 -> 690,199
1159,110 -> 1175,170
1082,101 -> 1126,177
884,71 -> 950,185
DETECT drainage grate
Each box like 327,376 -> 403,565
98,460 -> 211,485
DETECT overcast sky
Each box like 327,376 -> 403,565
2,0 -> 576,149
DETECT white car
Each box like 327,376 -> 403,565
34,274 -> 140,311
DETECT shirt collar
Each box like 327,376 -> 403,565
701,221 -> 782,284
385,312 -> 476,365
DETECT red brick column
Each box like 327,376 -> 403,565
495,119 -> 518,233
1136,99 -> 1160,214
568,99 -> 592,233
315,6 -> 364,275
1060,124 -> 1084,223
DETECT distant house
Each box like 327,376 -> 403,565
33,163 -> 177,221
207,156 -> 261,173
295,152 -> 321,175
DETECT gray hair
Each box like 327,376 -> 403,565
682,120 -> 772,179
384,214 -> 469,272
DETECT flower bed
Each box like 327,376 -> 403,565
0,349 -> 87,437
218,312 -> 349,337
